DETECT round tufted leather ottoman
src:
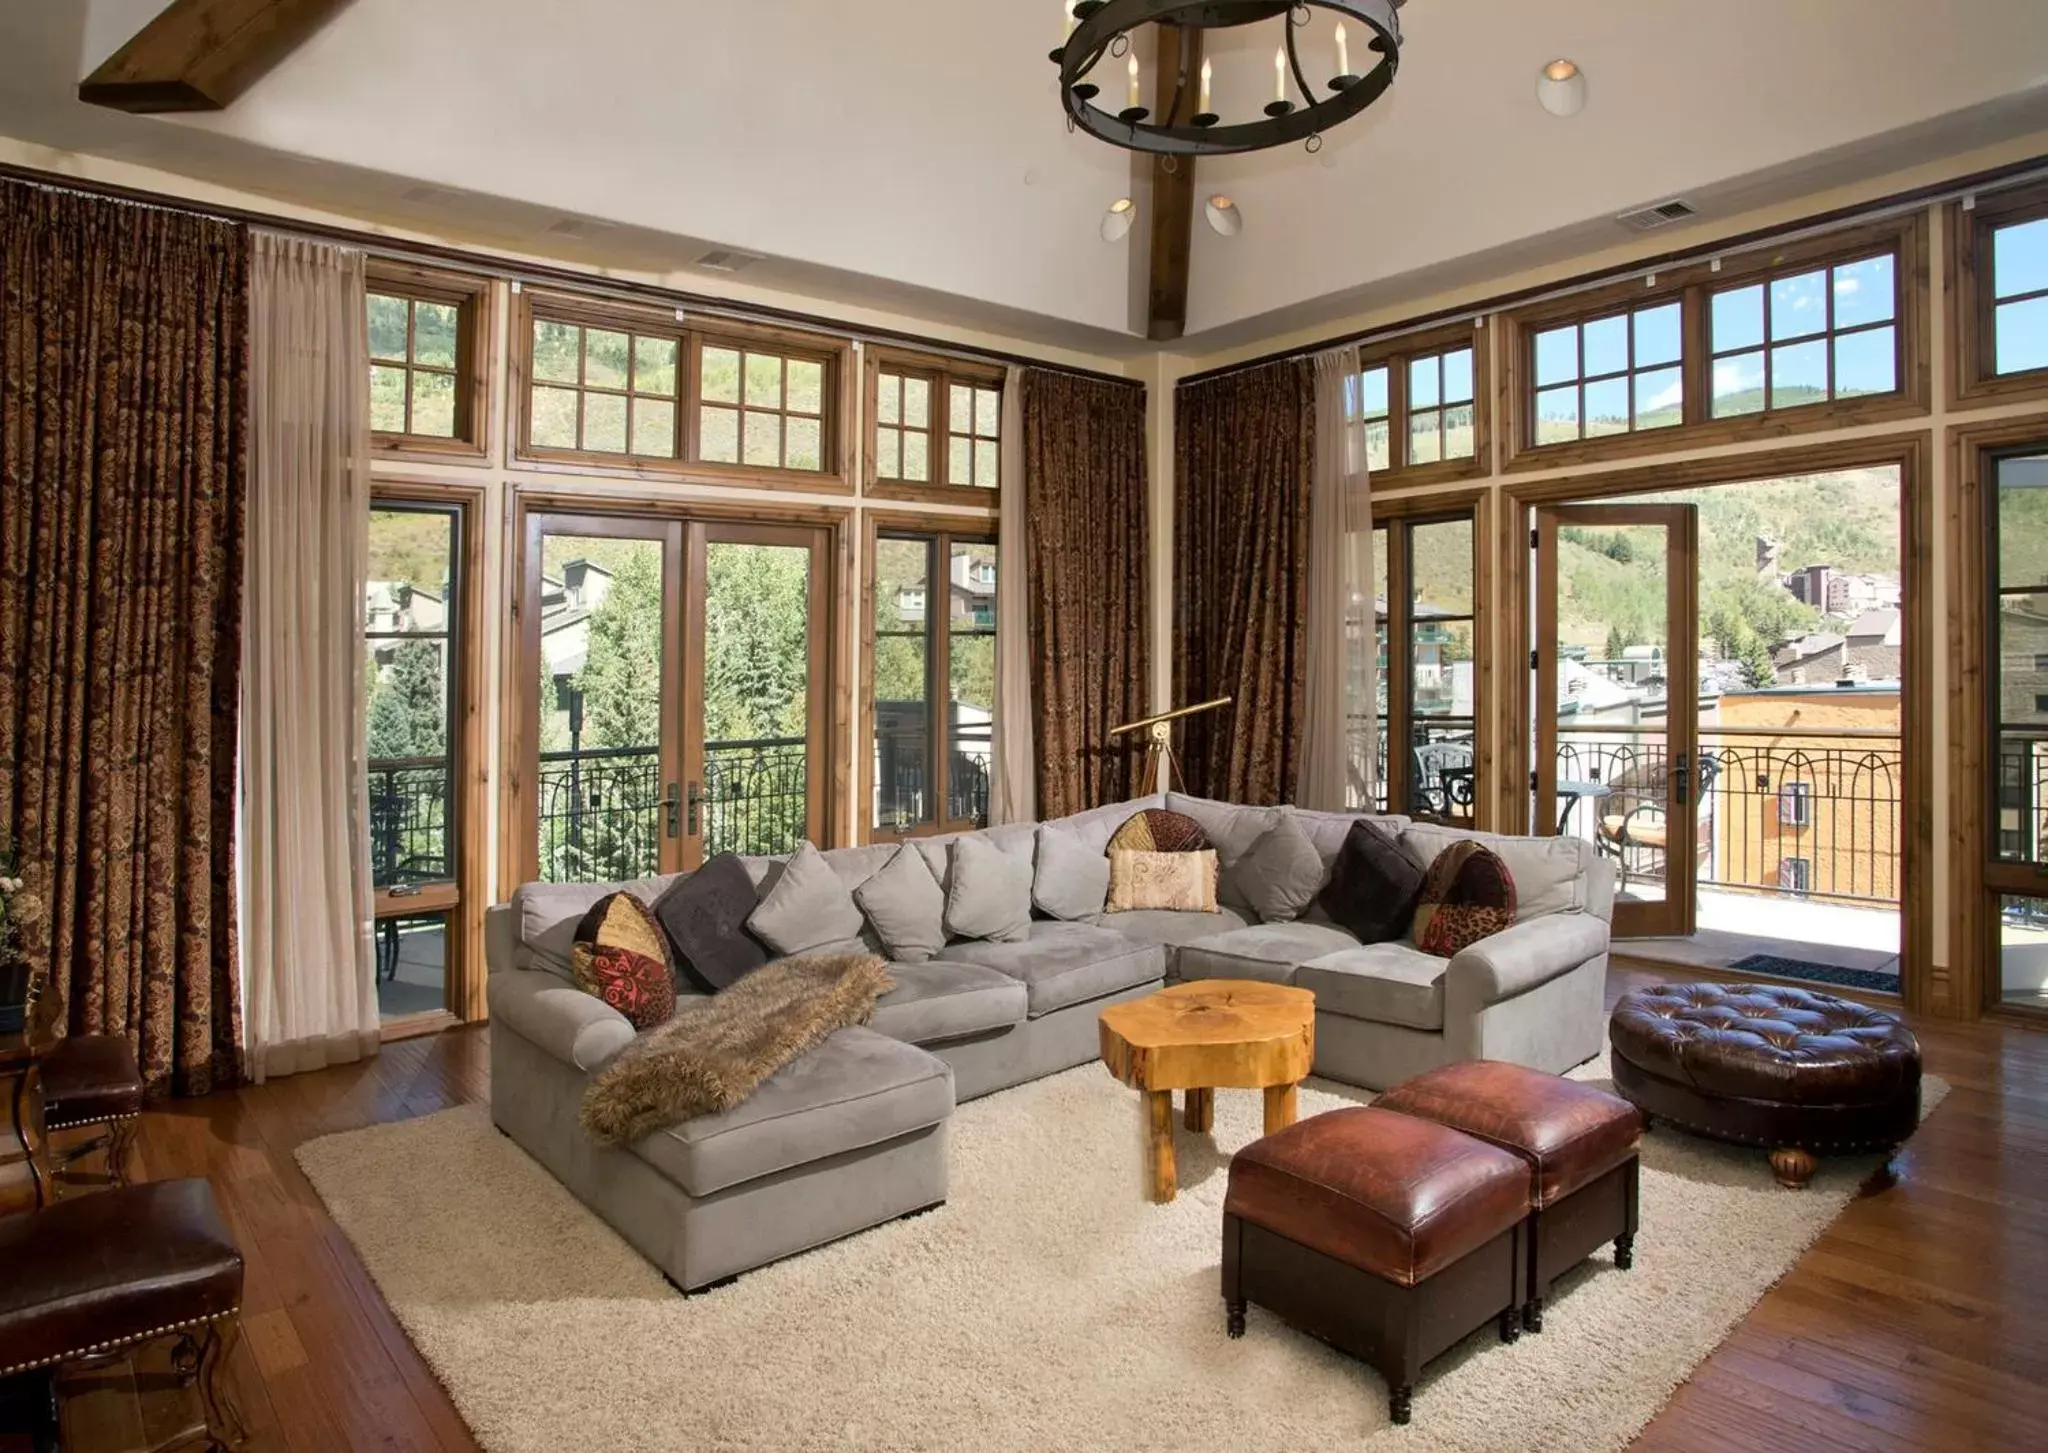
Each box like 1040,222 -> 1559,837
1608,983 -> 1921,1188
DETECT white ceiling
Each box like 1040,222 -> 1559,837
2,0 -> 2046,355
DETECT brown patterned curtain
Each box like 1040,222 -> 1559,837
0,181 -> 248,1097
1021,369 -> 1151,818
1173,359 -> 1316,805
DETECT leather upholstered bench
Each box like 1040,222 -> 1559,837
1222,1106 -> 1529,1427
1375,1059 -> 1642,1332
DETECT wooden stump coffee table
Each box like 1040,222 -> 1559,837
1099,980 -> 1316,1204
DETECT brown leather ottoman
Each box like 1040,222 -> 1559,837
1222,1107 -> 1529,1427
40,1032 -> 145,1192
1609,983 -> 1921,1188
1377,1060 -> 1642,1332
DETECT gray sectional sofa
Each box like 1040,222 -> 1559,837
485,793 -> 1615,1290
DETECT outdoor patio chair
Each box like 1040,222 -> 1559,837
1596,753 -> 1719,894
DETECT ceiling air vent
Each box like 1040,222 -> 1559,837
693,248 -> 763,273
1615,198 -> 1699,232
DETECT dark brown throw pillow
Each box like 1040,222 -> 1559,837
571,892 -> 678,1030
1107,808 -> 1211,855
1411,842 -> 1518,957
1318,819 -> 1426,945
654,854 -> 770,993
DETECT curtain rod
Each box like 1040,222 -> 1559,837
0,163 -> 1141,389
1177,152 -> 2048,388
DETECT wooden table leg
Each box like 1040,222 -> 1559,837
1263,1082 -> 1298,1136
1145,1089 -> 1178,1203
1183,1087 -> 1213,1133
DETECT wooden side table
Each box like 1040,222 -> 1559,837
1099,980 -> 1315,1203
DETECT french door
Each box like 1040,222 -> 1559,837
1533,503 -> 1699,938
516,510 -> 830,884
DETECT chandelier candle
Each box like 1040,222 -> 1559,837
1335,22 -> 1349,77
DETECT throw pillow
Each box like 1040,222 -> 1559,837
1319,819 -> 1426,945
1234,814 -> 1326,923
1105,848 -> 1219,913
1411,842 -> 1519,957
1033,825 -> 1112,920
571,891 -> 679,1030
855,844 -> 947,962
654,854 -> 770,993
1106,807 -> 1211,855
944,833 -> 1034,943
746,841 -> 865,957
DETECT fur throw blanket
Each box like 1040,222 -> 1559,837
580,954 -> 895,1148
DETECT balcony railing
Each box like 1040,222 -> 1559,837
874,724 -> 992,832
368,757 -> 450,889
1346,715 -> 1475,828
1995,733 -> 2048,866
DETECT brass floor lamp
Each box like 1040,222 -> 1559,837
1107,696 -> 1233,795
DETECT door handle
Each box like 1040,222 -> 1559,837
1671,754 -> 1690,808
662,782 -> 682,839
686,781 -> 704,836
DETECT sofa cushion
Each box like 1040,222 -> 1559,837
944,833 -> 1034,943
936,921 -> 1165,1018
1411,842 -> 1517,957
1106,807 -> 1211,854
1295,943 -> 1450,1031
654,854 -> 769,993
1319,819 -> 1426,945
1164,793 -> 1284,912
869,962 -> 1027,1046
631,1027 -> 952,1198
514,875 -> 679,981
911,823 -> 1037,894
1093,907 -> 1250,950
1175,922 -> 1362,985
570,892 -> 679,1030
1106,848 -> 1219,913
1398,823 -> 1589,920
854,845 -> 947,963
1034,824 -> 1112,921
746,841 -> 866,956
1038,794 -> 1167,856
1234,815 -> 1326,923
1290,809 -> 1413,872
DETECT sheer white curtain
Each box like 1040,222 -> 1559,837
240,231 -> 379,1083
1300,346 -> 1375,810
989,365 -> 1036,824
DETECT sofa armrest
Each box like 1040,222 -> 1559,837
486,968 -> 636,1074
1445,912 -> 1609,1005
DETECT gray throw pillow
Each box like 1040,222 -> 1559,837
745,841 -> 864,956
945,833 -> 1034,943
1234,815 -> 1326,924
855,844 -> 947,963
1034,826 -> 1112,921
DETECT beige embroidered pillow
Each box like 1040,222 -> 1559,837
1105,848 -> 1219,913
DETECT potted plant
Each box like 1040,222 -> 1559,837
0,850 -> 44,1036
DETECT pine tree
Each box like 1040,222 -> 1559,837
1737,633 -> 1779,689
366,639 -> 446,759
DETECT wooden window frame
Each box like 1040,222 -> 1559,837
1948,180 -> 2048,409
512,290 -> 855,494
1500,214 -> 1929,472
859,509 -> 1001,841
1354,322 -> 1492,486
367,263 -> 492,463
367,479 -> 488,1038
864,348 -> 1008,507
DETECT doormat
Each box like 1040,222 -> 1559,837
1730,954 -> 1899,994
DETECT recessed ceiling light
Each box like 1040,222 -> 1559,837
1204,195 -> 1243,237
1100,197 -> 1136,242
1537,58 -> 1587,117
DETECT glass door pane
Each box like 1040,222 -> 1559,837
1993,451 -> 2048,1009
873,536 -> 934,834
947,539 -> 996,828
1536,503 -> 1699,937
526,519 -> 682,884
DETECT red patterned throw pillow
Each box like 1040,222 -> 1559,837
571,892 -> 678,1030
1410,842 -> 1518,957
1106,808 -> 1211,855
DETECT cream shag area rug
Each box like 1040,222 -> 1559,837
298,1057 -> 1948,1453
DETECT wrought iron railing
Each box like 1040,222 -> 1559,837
702,736 -> 809,859
1345,714 -> 1474,827
1554,726 -> 1903,906
368,757 -> 450,888
1995,733 -> 2048,866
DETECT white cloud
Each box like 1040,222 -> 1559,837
1835,276 -> 1862,296
1645,378 -> 1685,411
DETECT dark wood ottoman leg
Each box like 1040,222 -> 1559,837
1221,1212 -> 1246,1337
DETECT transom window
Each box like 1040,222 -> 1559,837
1406,347 -> 1476,466
1992,214 -> 2048,376
875,369 -> 936,484
1532,302 -> 1683,443
1357,364 -> 1391,473
697,342 -> 827,472
365,268 -> 486,452
948,381 -> 1002,489
528,317 -> 682,458
1708,253 -> 1897,416
1345,329 -> 1487,480
868,352 -> 1006,497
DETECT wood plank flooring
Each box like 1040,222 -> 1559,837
19,961 -> 2048,1451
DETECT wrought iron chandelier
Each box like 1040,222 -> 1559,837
1052,0 -> 1405,158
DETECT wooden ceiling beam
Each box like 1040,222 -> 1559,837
1145,24 -> 1202,343
78,0 -> 354,114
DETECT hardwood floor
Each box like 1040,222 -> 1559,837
21,963 -> 2048,1451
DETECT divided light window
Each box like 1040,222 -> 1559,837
1990,210 -> 2048,376
529,315 -> 683,458
1532,302 -> 1683,443
366,268 -> 487,452
1349,328 -> 1486,480
1707,252 -> 1897,416
870,352 -> 1005,496
697,341 -> 828,472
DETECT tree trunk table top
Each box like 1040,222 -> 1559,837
1099,980 -> 1315,1093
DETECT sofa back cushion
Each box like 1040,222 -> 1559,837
1410,842 -> 1518,957
1233,815 -> 1326,923
1038,794 -> 1168,856
514,874 -> 680,981
747,841 -> 865,956
944,833 -> 1035,942
654,854 -> 769,992
855,844 -> 948,962
1398,822 -> 1590,920
1318,820 -> 1426,944
1163,793 -> 1285,913
1034,825 -> 1113,920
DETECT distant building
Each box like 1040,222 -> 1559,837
1782,562 -> 1833,610
1774,608 -> 1901,684
1825,572 -> 1900,617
